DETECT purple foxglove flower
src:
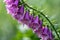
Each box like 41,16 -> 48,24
6,5 -> 18,15
33,27 -> 42,38
14,5 -> 24,20
20,10 -> 31,25
42,27 -> 53,40
4,0 -> 19,16
41,27 -> 53,40
18,5 -> 24,15
12,0 -> 19,6
29,16 -> 42,30
4,0 -> 53,40
34,27 -> 53,40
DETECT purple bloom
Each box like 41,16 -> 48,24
29,16 -> 42,30
4,0 -> 53,40
41,27 -> 53,40
4,0 -> 19,16
20,10 -> 31,25
14,5 -> 24,20
18,5 -> 24,15
6,5 -> 18,15
35,27 -> 53,40
34,26 -> 42,38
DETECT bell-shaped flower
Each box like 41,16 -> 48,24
14,5 -> 24,20
29,16 -> 41,29
5,0 -> 19,16
34,26 -> 53,40
40,27 -> 53,40
18,5 -> 24,15
6,5 -> 18,15
20,10 -> 31,25
12,0 -> 19,6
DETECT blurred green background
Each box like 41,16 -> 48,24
0,0 -> 60,40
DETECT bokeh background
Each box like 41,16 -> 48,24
0,0 -> 60,40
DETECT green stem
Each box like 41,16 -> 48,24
22,0 -> 60,39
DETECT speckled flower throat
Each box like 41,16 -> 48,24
4,0 -> 60,40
